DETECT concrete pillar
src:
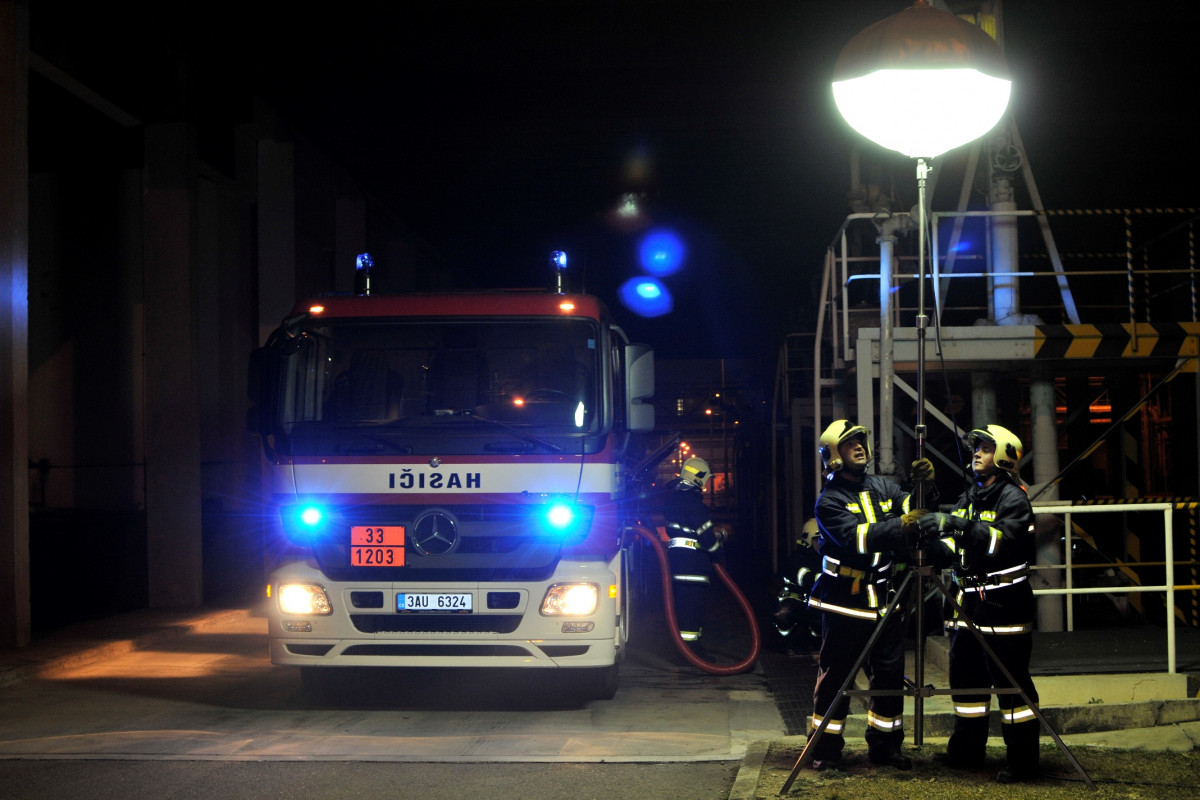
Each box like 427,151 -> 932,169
1030,364 -> 1064,632
1029,366 -> 1060,495
970,371 -> 996,429
257,138 -> 296,343
143,123 -> 203,607
0,0 -> 31,645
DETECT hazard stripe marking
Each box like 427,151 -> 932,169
1034,323 -> 1200,359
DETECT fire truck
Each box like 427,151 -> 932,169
247,261 -> 655,700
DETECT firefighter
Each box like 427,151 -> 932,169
808,420 -> 935,770
772,518 -> 822,654
663,456 -> 724,657
918,424 -> 1040,783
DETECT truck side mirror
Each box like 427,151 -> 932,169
624,343 -> 655,432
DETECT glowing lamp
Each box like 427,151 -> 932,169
831,0 -> 1010,159
546,503 -> 576,530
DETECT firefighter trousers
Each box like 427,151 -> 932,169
946,627 -> 1040,775
668,543 -> 711,642
810,609 -> 906,760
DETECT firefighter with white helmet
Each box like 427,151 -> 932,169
807,419 -> 935,770
919,423 -> 1040,783
662,455 -> 724,658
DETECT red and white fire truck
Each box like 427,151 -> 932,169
247,268 -> 655,700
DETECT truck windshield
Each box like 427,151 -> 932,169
276,317 -> 602,452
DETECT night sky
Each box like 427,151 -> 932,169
40,1 -> 1197,359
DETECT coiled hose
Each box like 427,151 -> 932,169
630,525 -> 761,675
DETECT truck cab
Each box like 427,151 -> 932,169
248,289 -> 655,700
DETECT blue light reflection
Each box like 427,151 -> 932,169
618,277 -> 673,317
639,229 -> 686,276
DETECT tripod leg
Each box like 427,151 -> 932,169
779,570 -> 916,794
930,572 -> 1097,791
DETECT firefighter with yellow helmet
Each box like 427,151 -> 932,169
663,455 -> 724,657
772,518 -> 822,653
918,424 -> 1040,783
808,419 -> 935,770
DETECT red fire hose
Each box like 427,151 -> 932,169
630,525 -> 761,675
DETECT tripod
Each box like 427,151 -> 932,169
779,543 -> 1097,794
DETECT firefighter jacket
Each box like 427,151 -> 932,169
810,473 -> 914,621
662,484 -> 720,553
942,475 -> 1036,634
779,542 -> 820,602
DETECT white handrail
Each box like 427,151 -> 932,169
1030,501 -> 1179,673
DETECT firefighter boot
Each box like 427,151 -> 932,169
943,715 -> 989,768
867,745 -> 912,770
998,721 -> 1040,783
866,729 -> 912,769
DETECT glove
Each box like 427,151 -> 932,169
918,512 -> 966,537
900,508 -> 930,533
909,457 -> 935,483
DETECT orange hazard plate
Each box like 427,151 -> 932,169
350,526 -> 405,567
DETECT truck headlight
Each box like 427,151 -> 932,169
278,583 -> 333,615
540,583 -> 598,616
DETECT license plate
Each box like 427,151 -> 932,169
397,593 -> 473,613
351,526 -> 405,567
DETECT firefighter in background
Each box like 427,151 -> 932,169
772,518 -> 822,654
918,424 -> 1040,784
808,420 -> 935,770
663,456 -> 724,656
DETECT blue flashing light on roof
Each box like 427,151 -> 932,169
355,253 -> 374,295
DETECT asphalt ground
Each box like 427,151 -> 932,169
3,545 -> 1200,800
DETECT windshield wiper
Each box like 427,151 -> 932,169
469,413 -> 563,453
289,424 -> 413,455
337,434 -> 414,455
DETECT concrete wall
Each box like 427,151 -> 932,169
3,7 -> 447,640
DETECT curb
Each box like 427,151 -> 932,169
728,739 -> 769,800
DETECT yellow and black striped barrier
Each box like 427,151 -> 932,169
1065,498 -> 1200,508
1038,208 -> 1200,216
1033,323 -> 1200,360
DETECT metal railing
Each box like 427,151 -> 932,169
1030,500 -> 1197,674
816,207 -> 1199,367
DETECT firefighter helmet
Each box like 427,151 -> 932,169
679,456 -> 711,489
818,419 -> 871,475
966,424 -> 1023,475
799,517 -> 820,550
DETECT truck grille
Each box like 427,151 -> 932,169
350,613 -> 522,634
